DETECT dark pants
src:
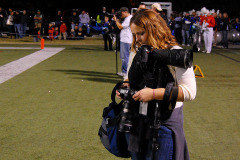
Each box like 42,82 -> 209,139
174,28 -> 182,44
125,125 -> 173,160
103,34 -> 112,50
222,30 -> 228,48
8,25 -> 14,38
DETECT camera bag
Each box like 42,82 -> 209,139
98,81 -> 130,158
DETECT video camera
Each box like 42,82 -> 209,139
109,11 -> 122,20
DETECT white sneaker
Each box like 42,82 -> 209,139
206,51 -> 211,54
187,44 -> 190,47
117,72 -> 127,77
202,50 -> 206,53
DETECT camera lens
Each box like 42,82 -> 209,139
118,100 -> 133,133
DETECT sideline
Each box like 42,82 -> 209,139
0,47 -> 65,84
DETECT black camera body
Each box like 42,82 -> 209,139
109,11 -> 122,20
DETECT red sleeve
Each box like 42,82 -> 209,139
208,16 -> 215,27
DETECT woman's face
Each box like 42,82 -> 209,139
130,23 -> 148,46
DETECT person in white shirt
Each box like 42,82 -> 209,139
113,7 -> 132,77
116,9 -> 196,160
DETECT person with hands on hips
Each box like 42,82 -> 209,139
116,9 -> 196,160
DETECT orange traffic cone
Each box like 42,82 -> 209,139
41,39 -> 44,49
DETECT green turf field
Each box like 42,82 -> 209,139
0,44 -> 239,160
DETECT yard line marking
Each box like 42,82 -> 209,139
0,47 -> 41,49
0,47 -> 65,84
215,52 -> 240,64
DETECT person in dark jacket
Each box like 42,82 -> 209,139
182,12 -> 191,46
174,13 -> 183,44
221,12 -> 230,48
0,7 -> 7,35
69,11 -> 79,30
14,10 -> 22,38
21,10 -> 28,37
102,15 -> 113,51
55,10 -> 62,27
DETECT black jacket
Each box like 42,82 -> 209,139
14,14 -> 21,24
69,15 -> 78,24
221,18 -> 230,31
21,14 -> 28,24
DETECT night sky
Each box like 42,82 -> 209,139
0,0 -> 239,18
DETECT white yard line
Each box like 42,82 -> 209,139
0,47 -> 41,49
0,47 -> 65,84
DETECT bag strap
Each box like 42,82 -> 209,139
111,81 -> 129,104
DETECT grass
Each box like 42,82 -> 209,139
0,43 -> 239,160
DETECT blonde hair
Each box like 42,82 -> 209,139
130,9 -> 178,51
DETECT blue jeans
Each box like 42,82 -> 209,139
182,30 -> 190,45
14,24 -> 22,38
20,23 -> 27,37
79,23 -> 90,34
120,42 -> 131,73
126,126 -> 173,160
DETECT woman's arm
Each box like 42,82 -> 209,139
132,67 -> 196,102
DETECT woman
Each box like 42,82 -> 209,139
117,9 -> 196,160
6,11 -> 14,39
221,12 -> 230,49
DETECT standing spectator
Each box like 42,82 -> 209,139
216,13 -> 223,31
189,11 -> 199,45
113,7 -> 132,77
69,11 -> 78,30
168,13 -> 176,35
34,10 -> 43,32
181,12 -> 191,46
8,8 -> 13,15
79,10 -> 90,36
6,11 -> 14,38
151,3 -> 168,25
212,12 -> 218,46
100,7 -> 109,22
138,3 -> 146,10
14,10 -> 22,39
48,23 -> 54,41
221,12 -> 230,49
55,10 -> 62,27
21,10 -> 28,37
111,8 -> 117,15
174,13 -> 183,44
59,22 -> 67,40
201,9 -> 216,53
0,7 -> 7,35
102,15 -> 113,51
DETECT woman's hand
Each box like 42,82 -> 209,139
116,83 -> 130,99
132,88 -> 154,102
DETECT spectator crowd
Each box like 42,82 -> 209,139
0,5 -> 240,51
168,7 -> 240,52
